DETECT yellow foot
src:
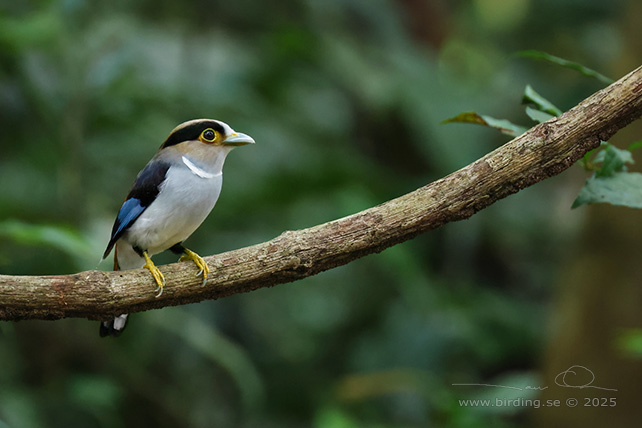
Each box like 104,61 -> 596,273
143,251 -> 166,297
179,248 -> 209,286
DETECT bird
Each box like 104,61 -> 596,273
100,118 -> 255,337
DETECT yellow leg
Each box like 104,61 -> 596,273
143,251 -> 166,297
179,248 -> 210,286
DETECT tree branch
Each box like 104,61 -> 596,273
3,65 -> 642,322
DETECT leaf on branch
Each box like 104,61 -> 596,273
573,142 -> 640,208
441,112 -> 528,137
516,50 -> 615,85
572,172 -> 642,209
578,141 -> 633,172
593,143 -> 634,177
525,106 -> 555,124
522,85 -> 563,116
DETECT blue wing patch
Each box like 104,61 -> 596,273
102,198 -> 147,259
103,159 -> 171,260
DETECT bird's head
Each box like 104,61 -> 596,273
160,118 -> 255,150
155,119 -> 255,171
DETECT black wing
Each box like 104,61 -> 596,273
102,159 -> 171,259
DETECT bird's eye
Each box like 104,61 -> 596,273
201,128 -> 217,142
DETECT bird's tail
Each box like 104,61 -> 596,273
99,243 -> 135,337
99,314 -> 129,337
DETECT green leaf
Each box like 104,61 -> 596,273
442,112 -> 487,126
525,106 -> 555,123
522,85 -> 563,116
593,142 -> 634,177
578,146 -> 600,171
442,112 -> 528,137
516,50 -> 615,85
572,172 -> 642,209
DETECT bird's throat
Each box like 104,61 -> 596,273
181,155 -> 222,179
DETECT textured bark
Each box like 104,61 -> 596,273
2,65 -> 642,322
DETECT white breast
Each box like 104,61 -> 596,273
123,161 -> 223,256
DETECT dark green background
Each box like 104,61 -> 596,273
1,1 -> 641,427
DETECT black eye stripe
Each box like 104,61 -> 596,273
160,121 -> 226,149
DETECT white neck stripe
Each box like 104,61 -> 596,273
182,156 -> 221,179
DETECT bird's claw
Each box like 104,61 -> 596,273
143,251 -> 166,298
180,249 -> 209,286
154,283 -> 164,298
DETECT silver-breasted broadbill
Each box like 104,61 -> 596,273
100,119 -> 254,337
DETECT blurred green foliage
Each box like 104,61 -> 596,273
0,1 -> 640,427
